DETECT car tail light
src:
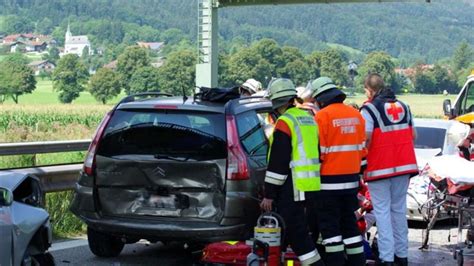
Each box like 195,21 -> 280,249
226,115 -> 249,180
83,111 -> 112,176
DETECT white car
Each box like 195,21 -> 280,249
406,118 -> 470,221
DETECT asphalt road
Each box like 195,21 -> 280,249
50,223 -> 474,266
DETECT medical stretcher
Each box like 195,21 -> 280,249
418,155 -> 474,266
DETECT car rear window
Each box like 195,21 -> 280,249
97,109 -> 226,160
414,127 -> 446,151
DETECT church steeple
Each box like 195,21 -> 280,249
65,21 -> 72,43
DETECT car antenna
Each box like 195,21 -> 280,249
182,86 -> 188,103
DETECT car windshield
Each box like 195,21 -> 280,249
414,127 -> 446,151
97,110 -> 226,161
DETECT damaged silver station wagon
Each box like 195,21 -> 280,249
70,92 -> 273,257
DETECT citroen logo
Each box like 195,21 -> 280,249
153,166 -> 166,177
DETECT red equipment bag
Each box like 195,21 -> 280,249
201,241 -> 251,265
282,249 -> 302,266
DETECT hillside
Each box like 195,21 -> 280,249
0,0 -> 473,63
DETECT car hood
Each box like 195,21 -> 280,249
415,148 -> 442,170
0,172 -> 31,190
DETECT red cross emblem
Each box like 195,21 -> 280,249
384,102 -> 405,123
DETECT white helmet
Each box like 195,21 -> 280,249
296,85 -> 313,102
240,78 -> 263,95
295,86 -> 306,98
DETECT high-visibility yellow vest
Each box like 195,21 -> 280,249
268,108 -> 321,201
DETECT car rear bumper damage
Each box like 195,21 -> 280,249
80,214 -> 248,242
71,184 -> 250,242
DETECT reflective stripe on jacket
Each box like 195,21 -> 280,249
316,103 -> 366,177
265,108 -> 321,201
362,99 -> 418,182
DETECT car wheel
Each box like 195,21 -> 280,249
32,252 -> 55,266
87,227 -> 124,257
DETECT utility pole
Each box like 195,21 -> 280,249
196,0 -> 219,89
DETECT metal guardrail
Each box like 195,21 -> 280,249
0,140 -> 91,192
0,140 -> 91,156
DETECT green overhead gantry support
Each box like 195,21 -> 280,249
195,0 -> 430,88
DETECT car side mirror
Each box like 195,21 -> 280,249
443,99 -> 453,118
0,188 -> 13,207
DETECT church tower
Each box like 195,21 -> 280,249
65,22 -> 72,44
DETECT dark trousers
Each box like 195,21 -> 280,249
313,193 -> 365,266
306,200 -> 326,259
275,197 -> 318,262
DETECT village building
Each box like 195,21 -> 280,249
136,41 -> 164,52
395,64 -> 434,78
2,33 -> 52,53
9,41 -> 48,53
103,60 -> 118,70
28,60 -> 56,75
63,24 -> 92,57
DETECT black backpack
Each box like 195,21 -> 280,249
195,86 -> 240,103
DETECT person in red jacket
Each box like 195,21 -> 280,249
360,73 -> 418,266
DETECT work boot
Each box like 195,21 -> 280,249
394,256 -> 408,266
376,262 -> 394,266
375,257 -> 394,266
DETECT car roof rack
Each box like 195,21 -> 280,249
193,86 -> 240,103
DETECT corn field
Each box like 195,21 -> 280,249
0,105 -> 110,133
0,104 -> 111,237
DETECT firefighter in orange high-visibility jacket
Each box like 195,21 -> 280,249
260,78 -> 325,266
310,77 -> 366,266
360,73 -> 417,266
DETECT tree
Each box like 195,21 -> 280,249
222,48 -> 272,87
280,59 -> 311,86
42,47 -> 60,64
3,53 -> 30,65
356,51 -> 397,92
36,17 -> 53,34
319,49 -> 349,86
457,63 -> 474,88
452,41 -> 474,72
250,39 -> 284,76
276,46 -> 310,85
306,51 -> 323,79
431,64 -> 458,93
157,50 -> 196,96
89,68 -> 121,104
38,70 -> 51,81
52,54 -> 89,103
2,15 -> 34,34
129,66 -> 160,94
413,71 -> 436,94
161,28 -> 186,46
0,61 -> 36,103
116,46 -> 151,95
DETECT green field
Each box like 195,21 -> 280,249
3,79 -> 126,105
346,93 -> 457,119
0,52 -> 45,62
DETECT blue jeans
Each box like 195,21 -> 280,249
367,175 -> 410,262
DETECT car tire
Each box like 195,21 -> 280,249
32,252 -> 55,266
87,227 -> 124,257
